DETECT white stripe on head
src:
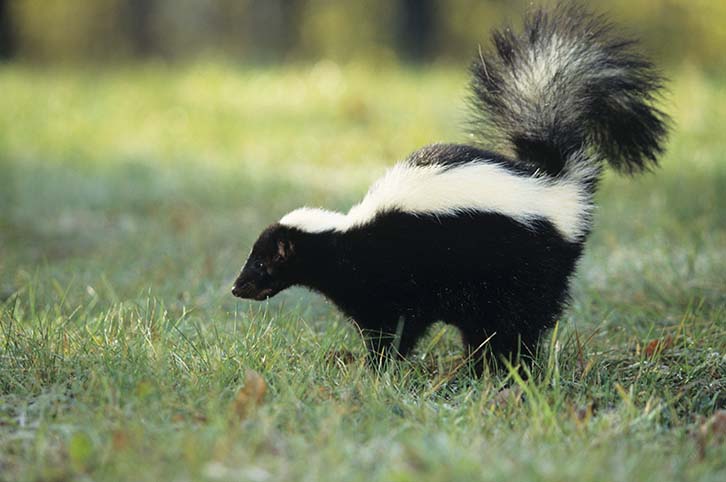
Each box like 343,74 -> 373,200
279,160 -> 592,241
279,207 -> 347,233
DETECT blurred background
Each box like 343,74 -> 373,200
1,0 -> 725,67
0,0 -> 724,307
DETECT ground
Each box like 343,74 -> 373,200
0,62 -> 724,481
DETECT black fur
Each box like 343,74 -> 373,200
235,212 -> 581,372
406,143 -> 538,177
232,4 -> 670,373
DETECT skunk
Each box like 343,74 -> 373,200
232,4 -> 669,372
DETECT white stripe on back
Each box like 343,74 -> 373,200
279,161 -> 591,242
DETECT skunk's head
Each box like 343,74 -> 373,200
232,224 -> 297,301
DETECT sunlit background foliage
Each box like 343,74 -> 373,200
1,0 -> 725,68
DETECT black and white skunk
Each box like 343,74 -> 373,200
232,4 -> 669,372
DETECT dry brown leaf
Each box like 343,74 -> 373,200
325,350 -> 357,366
193,413 -> 209,423
644,335 -> 674,357
315,385 -> 334,401
231,370 -> 267,420
574,401 -> 598,426
111,430 -> 129,451
172,412 -> 208,424
488,386 -> 523,410
696,410 -> 726,459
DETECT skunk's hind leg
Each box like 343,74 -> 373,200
461,324 -> 539,377
460,330 -> 493,377
460,325 -> 525,377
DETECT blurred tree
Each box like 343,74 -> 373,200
124,0 -> 157,57
298,0 -> 395,62
397,0 -> 436,61
237,0 -> 305,61
3,0 -> 726,68
280,0 -> 305,57
0,0 -> 14,59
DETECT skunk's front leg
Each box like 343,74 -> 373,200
359,315 -> 426,368
363,328 -> 399,367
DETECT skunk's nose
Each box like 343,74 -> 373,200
232,280 -> 253,298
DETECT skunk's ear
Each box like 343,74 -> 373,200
275,238 -> 295,262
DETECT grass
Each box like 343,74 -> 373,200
0,61 -> 725,481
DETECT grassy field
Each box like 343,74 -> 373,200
1,62 -> 725,481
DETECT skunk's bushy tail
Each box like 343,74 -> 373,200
469,3 -> 669,178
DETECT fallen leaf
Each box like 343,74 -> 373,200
574,401 -> 598,425
171,412 -> 208,424
315,385 -> 333,401
325,350 -> 357,366
231,370 -> 267,420
193,413 -> 209,423
696,409 -> 726,459
644,336 -> 674,357
488,386 -> 523,410
111,430 -> 129,451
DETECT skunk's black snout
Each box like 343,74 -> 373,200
231,274 -> 259,299
232,266 -> 278,301
232,279 -> 267,300
231,283 -> 247,298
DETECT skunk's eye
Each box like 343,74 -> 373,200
256,262 -> 265,271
